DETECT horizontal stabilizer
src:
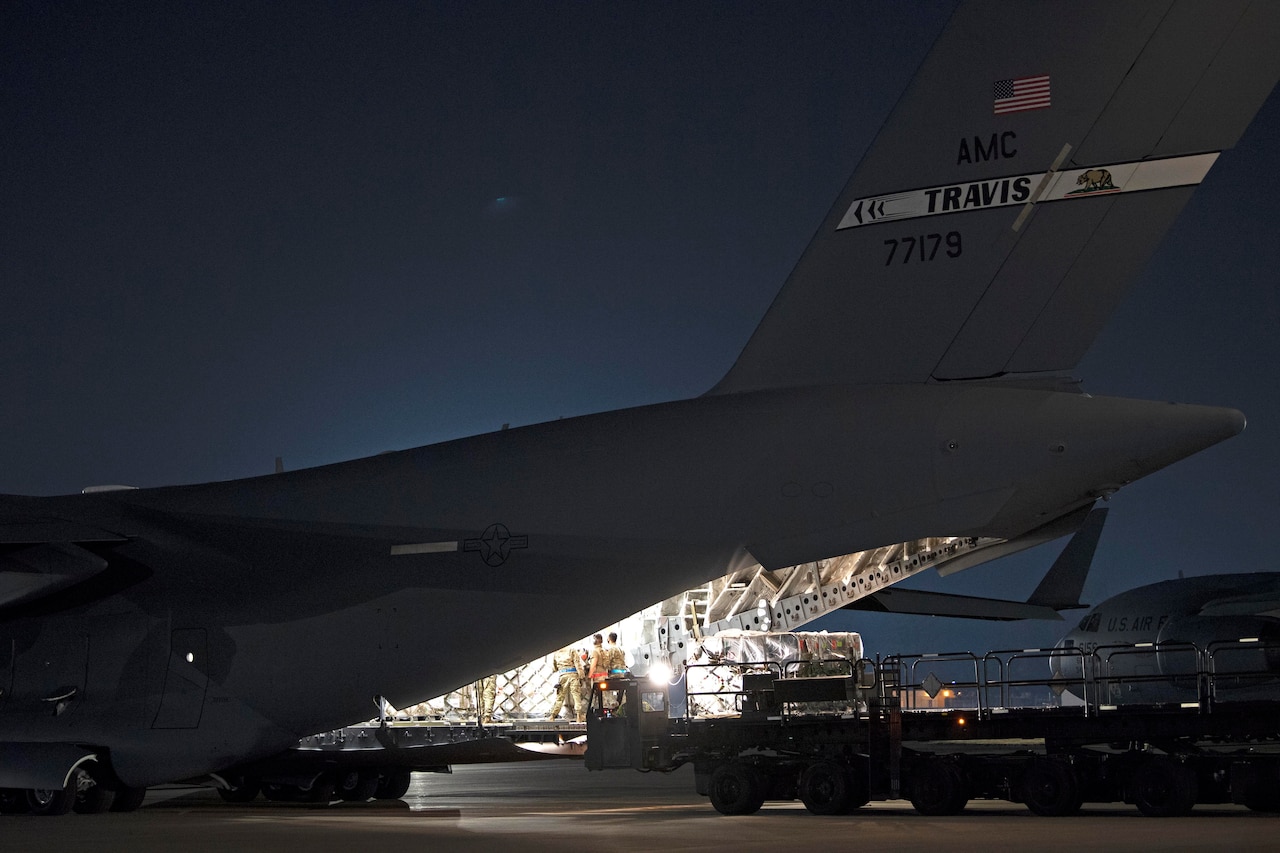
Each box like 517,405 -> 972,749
1027,507 -> 1107,609
844,506 -> 1105,621
844,587 -> 1064,622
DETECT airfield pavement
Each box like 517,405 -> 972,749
3,759 -> 1278,852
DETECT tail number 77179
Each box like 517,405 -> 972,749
884,232 -> 962,265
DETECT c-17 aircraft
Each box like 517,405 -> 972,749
1050,572 -> 1280,703
1061,573 -> 1280,655
2,1 -> 1278,814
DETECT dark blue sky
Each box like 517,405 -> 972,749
5,3 -> 1278,654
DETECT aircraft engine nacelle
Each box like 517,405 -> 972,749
1156,615 -> 1280,677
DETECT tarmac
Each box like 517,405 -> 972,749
3,760 -> 1278,852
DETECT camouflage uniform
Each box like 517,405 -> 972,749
548,646 -> 584,721
604,639 -> 627,675
476,674 -> 497,723
595,638 -> 627,713
588,642 -> 607,679
588,640 -> 609,688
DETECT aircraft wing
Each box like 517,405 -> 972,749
714,1 -> 1280,393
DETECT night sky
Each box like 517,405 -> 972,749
5,3 -> 1279,655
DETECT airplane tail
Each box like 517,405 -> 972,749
712,1 -> 1280,394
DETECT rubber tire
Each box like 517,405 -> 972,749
336,771 -> 380,802
299,776 -> 336,804
0,789 -> 28,814
375,768 -> 412,800
71,765 -> 113,814
799,761 -> 852,815
909,760 -> 968,816
708,762 -> 765,816
846,759 -> 871,811
26,782 -> 75,816
1021,759 -> 1082,816
1132,758 -> 1197,817
217,776 -> 261,803
1245,785 -> 1280,813
109,786 -> 147,812
262,783 -> 297,802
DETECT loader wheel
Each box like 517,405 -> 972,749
909,760 -> 967,816
1021,759 -> 1081,816
1132,758 -> 1196,817
336,770 -> 380,802
708,762 -> 764,815
375,768 -> 412,800
799,761 -> 852,815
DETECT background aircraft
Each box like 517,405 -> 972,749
2,1 -> 1278,815
1050,572 -> 1280,704
1060,573 -> 1280,655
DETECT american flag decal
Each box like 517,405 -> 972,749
993,74 -> 1050,114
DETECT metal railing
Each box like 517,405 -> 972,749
682,640 -> 1280,723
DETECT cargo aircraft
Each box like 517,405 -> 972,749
1051,572 -> 1280,704
3,1 -> 1278,814
1062,573 -> 1280,656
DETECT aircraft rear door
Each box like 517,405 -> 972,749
152,628 -> 209,729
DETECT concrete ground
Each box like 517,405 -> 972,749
3,760 -> 1278,852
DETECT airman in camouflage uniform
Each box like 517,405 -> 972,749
605,632 -> 628,675
476,674 -> 497,724
548,645 -> 584,722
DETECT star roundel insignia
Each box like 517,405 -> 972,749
463,523 -> 529,567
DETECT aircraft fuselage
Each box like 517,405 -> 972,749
0,383 -> 1242,786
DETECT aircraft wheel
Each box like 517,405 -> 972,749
71,764 -> 113,814
1021,759 -> 1081,816
336,770 -> 379,802
909,760 -> 968,816
299,775 -> 336,804
1132,757 -> 1197,817
1,788 -> 32,814
261,782 -> 297,802
217,776 -> 261,803
1244,783 -> 1280,812
26,781 -> 75,816
109,786 -> 147,812
708,762 -> 764,815
799,761 -> 852,815
375,768 -> 412,800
